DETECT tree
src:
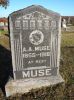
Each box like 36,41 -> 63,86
0,0 -> 9,8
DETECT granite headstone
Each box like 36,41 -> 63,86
6,5 -> 64,97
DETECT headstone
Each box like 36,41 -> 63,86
67,17 -> 72,26
6,5 -> 64,97
62,19 -> 67,29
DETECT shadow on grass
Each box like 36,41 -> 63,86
0,44 -> 13,96
5,34 -> 9,37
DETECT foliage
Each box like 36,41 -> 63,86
0,0 -> 9,8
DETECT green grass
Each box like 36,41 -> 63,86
0,30 -> 8,35
61,32 -> 74,47
0,34 -> 10,50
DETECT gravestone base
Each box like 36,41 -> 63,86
5,74 -> 64,97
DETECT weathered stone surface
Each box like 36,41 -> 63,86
6,5 -> 64,97
6,75 -> 63,97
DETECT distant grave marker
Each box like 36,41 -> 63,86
62,19 -> 67,29
6,5 -> 64,97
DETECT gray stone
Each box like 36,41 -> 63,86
6,5 -> 64,97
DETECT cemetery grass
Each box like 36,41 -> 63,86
61,32 -> 74,47
0,33 -> 10,50
0,30 -> 8,35
0,32 -> 74,100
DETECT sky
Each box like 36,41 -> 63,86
0,0 -> 74,17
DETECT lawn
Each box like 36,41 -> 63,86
61,32 -> 74,47
0,31 -> 74,100
0,30 -> 8,35
0,34 -> 10,50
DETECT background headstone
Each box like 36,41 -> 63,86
62,19 -> 67,29
5,5 -> 64,97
